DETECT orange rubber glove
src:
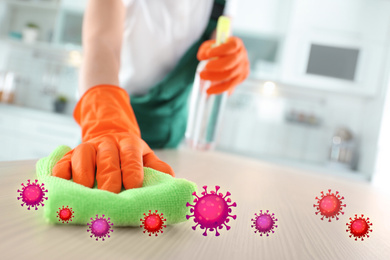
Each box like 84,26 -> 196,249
52,85 -> 175,194
197,36 -> 250,95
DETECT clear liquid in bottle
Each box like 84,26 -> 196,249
185,61 -> 228,150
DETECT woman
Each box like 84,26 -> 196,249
52,0 -> 249,193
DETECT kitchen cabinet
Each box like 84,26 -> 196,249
216,79 -> 377,177
0,104 -> 79,161
0,1 -> 84,113
1,0 -> 87,49
53,0 -> 87,46
1,0 -> 59,44
279,0 -> 390,97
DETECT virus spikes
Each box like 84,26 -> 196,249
87,214 -> 113,241
313,189 -> 346,222
201,226 -> 221,236
56,206 -> 74,223
140,210 -> 167,236
346,214 -> 373,241
17,179 -> 48,210
186,185 -> 237,236
251,210 -> 278,237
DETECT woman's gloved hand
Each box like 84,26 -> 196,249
52,85 -> 174,194
197,36 -> 250,95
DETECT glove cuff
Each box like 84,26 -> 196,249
73,84 -> 141,141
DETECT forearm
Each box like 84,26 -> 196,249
80,42 -> 121,94
79,0 -> 125,95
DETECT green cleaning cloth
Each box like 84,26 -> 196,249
36,145 -> 197,226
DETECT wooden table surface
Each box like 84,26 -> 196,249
1,148 -> 390,260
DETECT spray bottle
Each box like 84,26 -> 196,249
185,16 -> 230,150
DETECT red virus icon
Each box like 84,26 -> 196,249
87,214 -> 113,241
17,179 -> 48,210
186,185 -> 237,236
56,206 -> 74,223
251,210 -> 278,237
346,214 -> 373,241
140,210 -> 167,236
313,189 -> 346,222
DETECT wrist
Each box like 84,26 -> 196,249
73,84 -> 141,141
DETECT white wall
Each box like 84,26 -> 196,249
0,1 -> 7,71
233,0 -> 293,36
60,0 -> 87,11
0,42 -> 8,71
373,53 -> 390,189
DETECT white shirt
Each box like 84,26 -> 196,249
119,0 -> 235,96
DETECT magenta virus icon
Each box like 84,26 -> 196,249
251,210 -> 278,237
87,214 -> 113,241
313,189 -> 346,222
17,179 -> 48,210
140,210 -> 167,236
186,185 -> 237,236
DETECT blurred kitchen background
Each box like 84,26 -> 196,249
1,0 -> 390,187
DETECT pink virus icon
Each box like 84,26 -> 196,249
186,185 -> 237,236
346,214 -> 373,241
17,179 -> 48,210
56,206 -> 74,223
313,189 -> 346,222
140,210 -> 167,236
251,210 -> 278,237
87,214 -> 113,241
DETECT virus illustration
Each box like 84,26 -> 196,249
87,214 -> 113,241
56,206 -> 74,223
186,185 -> 237,236
313,189 -> 346,222
140,210 -> 167,236
346,214 -> 373,241
251,210 -> 278,237
17,179 -> 48,210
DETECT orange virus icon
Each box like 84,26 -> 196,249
140,210 -> 166,236
186,185 -> 237,236
56,206 -> 74,223
313,189 -> 346,222
346,214 -> 373,241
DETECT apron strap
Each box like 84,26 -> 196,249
211,0 -> 226,22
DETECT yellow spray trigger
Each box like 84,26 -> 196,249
215,16 -> 231,46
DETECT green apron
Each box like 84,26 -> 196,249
130,0 -> 226,149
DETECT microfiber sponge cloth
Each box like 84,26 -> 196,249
36,145 -> 197,226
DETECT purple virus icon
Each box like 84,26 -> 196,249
186,185 -> 237,236
17,179 -> 48,210
251,210 -> 278,236
87,214 -> 113,241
